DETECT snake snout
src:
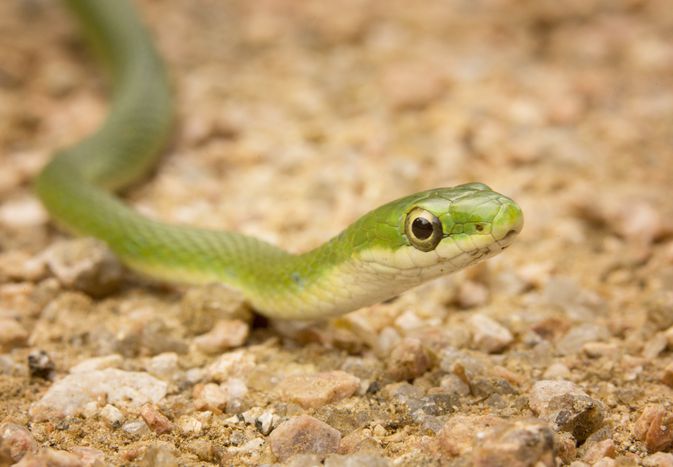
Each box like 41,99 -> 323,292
492,199 -> 524,247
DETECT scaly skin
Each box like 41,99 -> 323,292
36,0 -> 524,320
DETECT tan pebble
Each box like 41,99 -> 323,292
15,448 -> 83,467
516,262 -> 554,289
543,363 -> 571,380
0,251 -> 46,281
643,333 -> 668,359
99,404 -> 123,427
472,419 -> 555,467
583,439 -> 615,463
277,371 -> 360,409
194,319 -> 249,354
661,362 -> 673,388
0,423 -> 37,463
642,452 -> 673,467
177,416 -> 202,435
0,197 -> 47,229
582,342 -> 619,359
70,354 -> 123,373
43,238 -> 123,297
268,415 -> 340,462
385,337 -> 431,381
207,350 -> 255,382
381,61 -> 446,110
193,383 -> 228,411
456,281 -> 490,308
140,404 -> 173,434
0,319 -> 28,352
634,405 -> 673,453
469,313 -> 513,353
436,415 -> 505,457
70,446 -> 106,466
138,443 -> 179,466
592,458 -> 616,467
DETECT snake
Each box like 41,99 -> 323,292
35,0 -> 523,320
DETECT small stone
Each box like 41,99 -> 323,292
469,314 -> 513,353
194,319 -> 249,354
185,439 -> 214,462
634,405 -> 673,453
583,439 -> 616,463
385,337 -> 431,381
178,416 -> 203,435
100,404 -> 124,427
642,452 -> 673,467
556,324 -> 610,356
70,446 -> 106,466
44,238 -> 123,297
277,371 -> 360,409
324,453 -> 390,467
13,448 -> 85,467
256,411 -> 274,435
70,354 -> 123,373
661,362 -> 673,388
473,419 -> 555,467
269,415 -> 341,462
180,284 -> 252,334
543,363 -> 572,380
643,333 -> 668,359
529,380 -> 605,441
28,349 -> 55,380
646,291 -> 673,331
436,415 -> 505,457
0,196 -> 47,228
140,404 -> 173,434
145,353 -> 179,380
207,350 -> 255,382
122,420 -> 150,437
0,251 -> 46,281
0,423 -> 37,463
193,383 -> 229,411
0,319 -> 28,351
30,369 -> 167,421
456,281 -> 490,308
138,443 -> 179,467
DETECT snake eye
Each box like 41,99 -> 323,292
405,207 -> 443,252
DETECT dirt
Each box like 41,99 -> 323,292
1,0 -> 673,465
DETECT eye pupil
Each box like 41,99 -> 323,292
412,217 -> 434,239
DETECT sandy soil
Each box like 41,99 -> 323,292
1,0 -> 673,465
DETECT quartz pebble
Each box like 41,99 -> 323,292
138,443 -> 179,467
385,337 -> 431,381
642,452 -> 673,466
193,383 -> 229,411
634,405 -> 673,453
100,404 -> 124,427
70,354 -> 123,373
44,238 -> 123,297
194,319 -> 249,354
145,352 -> 179,380
207,350 -> 255,382
529,380 -> 605,441
122,419 -> 150,437
269,415 -> 341,462
0,423 -> 37,463
436,415 -> 505,456
472,419 -> 555,467
140,404 -> 174,434
469,313 -> 514,353
0,318 -> 28,351
277,371 -> 360,409
30,369 -> 167,421
583,439 -> 615,463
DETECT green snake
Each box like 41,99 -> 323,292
36,0 -> 523,320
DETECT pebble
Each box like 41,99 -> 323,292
27,349 -> 55,380
543,363 -> 572,380
145,352 -> 179,381
469,314 -> 514,353
0,423 -> 37,463
122,419 -> 150,437
324,454 -> 390,467
384,337 -> 431,381
69,354 -> 123,373
193,319 -> 249,354
529,380 -> 605,441
268,415 -> 341,462
277,371 -> 360,409
661,362 -> 673,388
583,439 -> 616,463
30,369 -> 167,421
646,291 -> 673,331
179,284 -> 252,334
642,332 -> 668,359
138,443 -> 179,467
193,383 -> 229,411
556,324 -> 610,356
634,405 -> 673,453
177,416 -> 203,435
456,281 -> 490,309
0,196 -> 47,229
642,452 -> 673,467
43,238 -> 123,297
436,415 -> 505,457
100,404 -> 124,427
472,419 -> 555,467
0,318 -> 28,352
207,350 -> 256,382
11,447 -> 94,467
140,404 -> 174,434
582,342 -> 619,359
0,251 -> 46,281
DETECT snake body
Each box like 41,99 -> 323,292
36,0 -> 523,320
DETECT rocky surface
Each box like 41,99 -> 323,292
1,0 -> 673,464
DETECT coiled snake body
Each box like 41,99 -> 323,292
36,0 -> 523,320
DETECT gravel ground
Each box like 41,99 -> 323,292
1,0 -> 673,465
